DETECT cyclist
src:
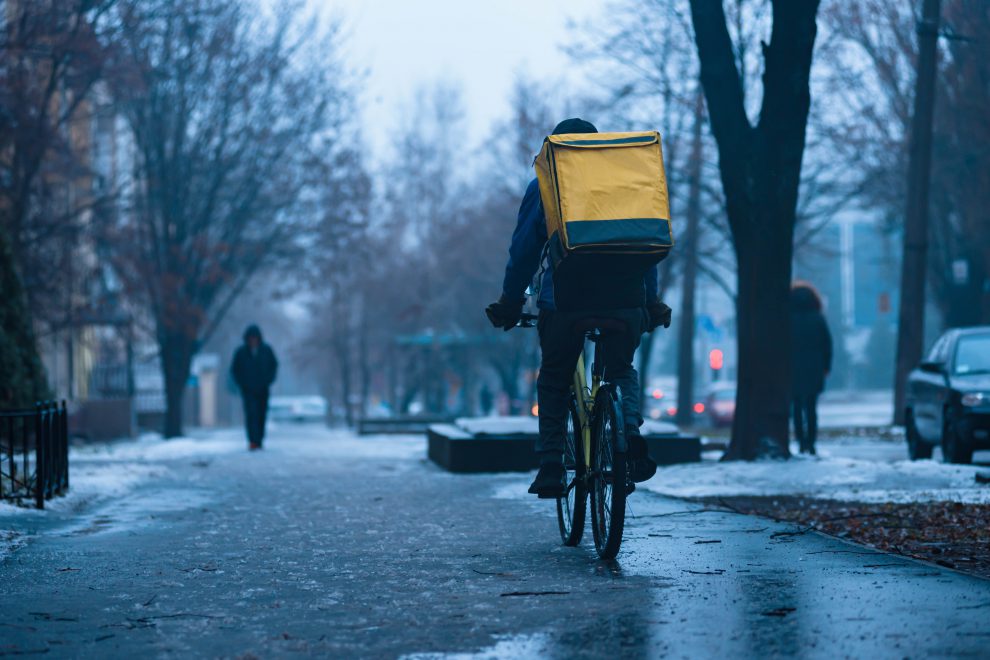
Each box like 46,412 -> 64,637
486,118 -> 672,499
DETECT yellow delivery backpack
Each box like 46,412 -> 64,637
534,130 -> 673,269
532,130 -> 673,310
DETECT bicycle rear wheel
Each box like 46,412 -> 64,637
557,400 -> 587,546
589,386 -> 627,560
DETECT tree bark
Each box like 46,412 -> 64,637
161,332 -> 194,438
893,0 -> 941,425
676,88 -> 705,427
690,0 -> 820,459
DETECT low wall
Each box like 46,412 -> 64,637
427,417 -> 701,473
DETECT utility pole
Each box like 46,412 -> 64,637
894,0 -> 941,425
676,88 -> 704,427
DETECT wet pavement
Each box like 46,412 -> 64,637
2,426 -> 990,658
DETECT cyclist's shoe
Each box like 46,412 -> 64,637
627,427 -> 657,483
528,462 -> 565,499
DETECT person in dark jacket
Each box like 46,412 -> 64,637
486,118 -> 672,498
790,282 -> 832,454
231,325 -> 278,450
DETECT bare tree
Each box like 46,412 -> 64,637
690,0 -> 821,459
104,0 -> 358,436
816,0 -> 990,419
0,0 -> 116,380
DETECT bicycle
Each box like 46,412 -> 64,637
519,312 -> 630,560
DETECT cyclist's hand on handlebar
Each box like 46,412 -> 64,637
485,296 -> 524,331
647,300 -> 673,331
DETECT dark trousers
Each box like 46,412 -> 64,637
792,394 -> 819,453
242,392 -> 269,446
536,308 -> 646,464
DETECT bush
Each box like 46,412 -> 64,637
0,236 -> 49,408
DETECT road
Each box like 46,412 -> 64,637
2,425 -> 989,658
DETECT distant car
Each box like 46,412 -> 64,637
643,378 -> 706,423
269,395 -> 328,423
705,383 -> 736,427
904,327 -> 990,463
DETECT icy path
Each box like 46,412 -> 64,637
2,425 -> 990,658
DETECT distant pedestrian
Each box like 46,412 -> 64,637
231,325 -> 278,450
790,282 -> 832,455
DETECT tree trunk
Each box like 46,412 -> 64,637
691,0 -> 820,459
358,298 -> 371,421
161,333 -> 194,438
893,0 -> 941,425
727,232 -> 794,459
675,88 -> 705,427
334,333 -> 354,427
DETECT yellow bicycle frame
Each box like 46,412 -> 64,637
571,347 -> 600,470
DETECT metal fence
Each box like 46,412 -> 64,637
0,401 -> 69,509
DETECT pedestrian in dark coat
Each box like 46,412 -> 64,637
231,325 -> 278,450
790,282 -> 832,454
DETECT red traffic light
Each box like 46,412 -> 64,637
709,349 -> 724,371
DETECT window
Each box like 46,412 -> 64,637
926,334 -> 950,363
953,333 -> 990,375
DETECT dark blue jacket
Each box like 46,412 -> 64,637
501,178 -> 660,310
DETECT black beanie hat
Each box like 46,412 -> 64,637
243,324 -> 263,342
552,118 -> 598,135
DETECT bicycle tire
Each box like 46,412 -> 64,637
589,386 -> 627,560
556,399 -> 587,546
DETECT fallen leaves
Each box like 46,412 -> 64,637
707,496 -> 990,580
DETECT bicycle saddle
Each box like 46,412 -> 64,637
572,317 -> 628,336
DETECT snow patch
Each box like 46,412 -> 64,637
456,416 -> 681,436
402,633 -> 552,659
71,430 -> 244,463
456,416 -> 537,436
646,442 -> 990,504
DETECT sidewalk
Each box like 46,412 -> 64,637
2,425 -> 989,658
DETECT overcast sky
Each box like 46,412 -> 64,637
315,0 -> 603,152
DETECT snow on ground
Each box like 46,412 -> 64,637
0,424 -> 424,558
2,425 -> 424,518
646,437 -> 990,504
818,390 -> 893,429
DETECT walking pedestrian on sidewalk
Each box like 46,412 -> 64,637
790,282 -> 832,454
231,324 -> 278,450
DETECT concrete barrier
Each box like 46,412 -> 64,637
428,417 -> 701,473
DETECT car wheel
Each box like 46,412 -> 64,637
905,411 -> 933,460
941,409 -> 973,465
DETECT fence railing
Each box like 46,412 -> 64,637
0,401 -> 69,509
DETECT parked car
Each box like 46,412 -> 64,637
269,395 -> 328,424
904,326 -> 990,463
705,383 -> 736,427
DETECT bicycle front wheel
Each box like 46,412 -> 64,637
557,399 -> 587,546
589,387 -> 626,560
